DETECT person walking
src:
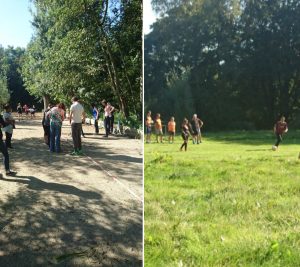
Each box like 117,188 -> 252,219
273,115 -> 288,150
92,103 -> 99,134
69,97 -> 85,155
48,103 -> 65,153
180,118 -> 190,151
0,116 -> 17,176
101,100 -> 114,137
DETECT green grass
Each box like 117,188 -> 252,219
144,131 -> 300,267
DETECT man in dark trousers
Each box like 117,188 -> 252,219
273,115 -> 288,150
0,116 -> 17,177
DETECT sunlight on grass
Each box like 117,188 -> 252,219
145,131 -> 300,266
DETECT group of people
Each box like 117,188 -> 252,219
42,97 -> 116,156
17,103 -> 36,120
145,111 -> 204,151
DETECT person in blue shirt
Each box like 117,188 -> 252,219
92,103 -> 99,134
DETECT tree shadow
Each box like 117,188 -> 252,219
0,174 -> 142,266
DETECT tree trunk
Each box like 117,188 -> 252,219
42,94 -> 50,111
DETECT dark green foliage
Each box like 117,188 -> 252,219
145,0 -> 300,130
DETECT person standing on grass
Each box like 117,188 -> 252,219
101,100 -> 114,137
155,113 -> 163,143
180,118 -> 190,151
92,103 -> 99,134
273,115 -> 288,150
48,103 -> 65,153
70,97 -> 85,155
191,114 -> 203,144
0,116 -> 17,176
2,104 -> 15,149
145,110 -> 153,143
168,116 -> 176,143
17,103 -> 22,121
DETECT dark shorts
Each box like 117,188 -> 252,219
169,131 -> 175,136
146,126 -> 152,134
181,133 -> 189,141
17,110 -> 22,114
192,128 -> 200,135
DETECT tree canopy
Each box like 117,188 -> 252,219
21,0 -> 142,117
145,0 -> 300,130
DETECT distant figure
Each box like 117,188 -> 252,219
191,114 -> 203,144
0,116 -> 17,176
29,105 -> 36,119
145,111 -> 153,143
154,113 -> 163,143
47,103 -> 65,153
110,107 -> 117,134
2,104 -> 15,149
23,104 -> 29,119
17,103 -> 22,121
92,103 -> 99,134
180,118 -> 190,151
167,117 -> 176,144
101,100 -> 114,137
69,97 -> 85,155
273,115 -> 288,150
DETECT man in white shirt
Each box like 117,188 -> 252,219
69,97 -> 86,155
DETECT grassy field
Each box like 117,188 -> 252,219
144,131 -> 300,267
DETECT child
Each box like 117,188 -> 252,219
2,104 -> 15,149
191,114 -> 204,144
273,115 -> 288,150
145,110 -> 153,143
180,118 -> 190,151
168,117 -> 176,143
155,113 -> 163,143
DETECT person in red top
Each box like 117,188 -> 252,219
273,116 -> 288,149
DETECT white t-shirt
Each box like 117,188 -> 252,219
70,102 -> 84,123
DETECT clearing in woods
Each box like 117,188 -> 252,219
0,114 -> 143,266
144,131 -> 300,267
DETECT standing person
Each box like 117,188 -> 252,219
110,106 -> 117,134
69,97 -> 86,155
180,118 -> 190,151
48,103 -> 65,153
2,104 -> 15,149
154,113 -> 163,143
191,114 -> 204,144
145,111 -> 153,143
23,104 -> 29,119
17,103 -> 22,121
29,105 -> 36,119
167,116 -> 176,144
42,104 -> 53,147
101,100 -> 114,137
0,116 -> 16,176
92,103 -> 99,134
273,115 -> 288,150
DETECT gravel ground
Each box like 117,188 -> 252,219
0,114 -> 143,266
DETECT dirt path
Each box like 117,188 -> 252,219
0,115 -> 143,266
